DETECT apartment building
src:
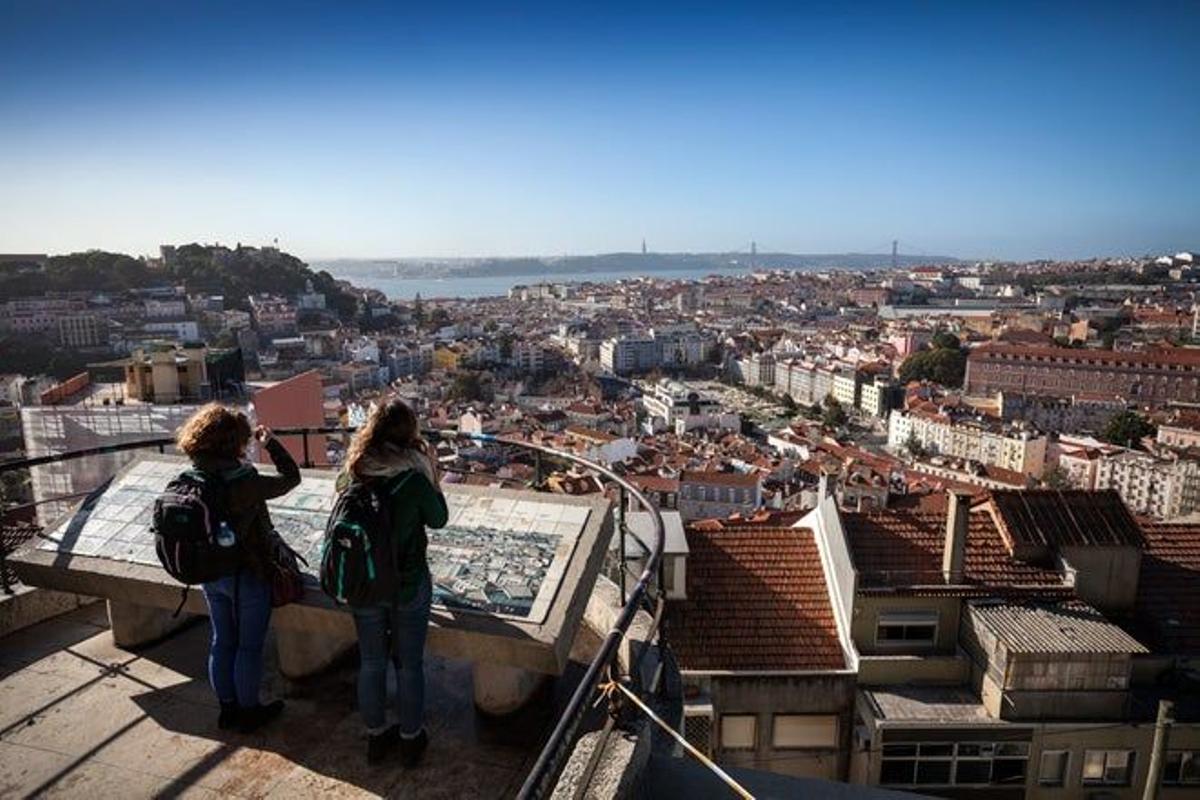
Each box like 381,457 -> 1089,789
677,469 -> 762,521
123,343 -> 210,403
889,404 -> 1047,477
965,344 -> 1200,407
1095,450 -> 1200,521
831,490 -> 1200,799
600,335 -> 659,374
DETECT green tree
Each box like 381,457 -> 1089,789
904,432 -> 925,458
930,331 -> 961,351
822,396 -> 848,428
898,347 -> 967,388
1102,411 -> 1156,449
1041,465 -> 1072,489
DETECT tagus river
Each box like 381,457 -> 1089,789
324,265 -> 754,300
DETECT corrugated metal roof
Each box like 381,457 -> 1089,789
990,489 -> 1143,548
968,601 -> 1148,655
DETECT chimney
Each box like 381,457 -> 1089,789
818,468 -> 836,501
943,491 -> 971,584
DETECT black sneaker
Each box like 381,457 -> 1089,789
237,700 -> 285,734
367,725 -> 400,765
399,729 -> 428,768
217,702 -> 240,730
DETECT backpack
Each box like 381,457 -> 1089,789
152,469 -> 242,588
320,472 -> 414,606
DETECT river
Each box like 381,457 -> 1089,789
323,264 -> 755,300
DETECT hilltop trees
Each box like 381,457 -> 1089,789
1102,411 -> 1156,449
898,332 -> 967,388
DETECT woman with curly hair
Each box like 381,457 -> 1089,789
175,403 -> 300,733
338,397 -> 446,766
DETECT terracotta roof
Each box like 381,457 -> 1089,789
842,509 -> 1068,595
1132,523 -> 1200,655
970,343 -> 1200,367
679,469 -> 761,488
667,527 -> 846,671
627,474 -> 680,493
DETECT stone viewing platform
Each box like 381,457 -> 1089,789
0,601 -> 580,798
9,454 -> 613,715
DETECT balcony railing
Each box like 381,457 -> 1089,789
0,426 -> 666,799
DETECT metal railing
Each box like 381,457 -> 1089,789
0,425 -> 666,798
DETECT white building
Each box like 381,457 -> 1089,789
1095,450 -> 1200,520
888,405 -> 1047,477
642,379 -> 740,435
600,335 -> 659,375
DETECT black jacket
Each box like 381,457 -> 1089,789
193,438 -> 301,579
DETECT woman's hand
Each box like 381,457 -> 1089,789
255,425 -> 274,444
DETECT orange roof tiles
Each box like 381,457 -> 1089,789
667,527 -> 846,671
842,509 -> 1068,595
1133,523 -> 1200,655
971,343 -> 1200,367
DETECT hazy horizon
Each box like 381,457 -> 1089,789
2,2 -> 1198,262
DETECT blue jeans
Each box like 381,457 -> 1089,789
202,571 -> 272,708
351,571 -> 432,736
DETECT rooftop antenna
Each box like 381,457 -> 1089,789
892,240 -> 898,270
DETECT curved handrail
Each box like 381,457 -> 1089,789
0,425 -> 665,799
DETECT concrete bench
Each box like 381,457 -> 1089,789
10,454 -> 612,714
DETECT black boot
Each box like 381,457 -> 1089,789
399,728 -> 429,768
218,702 -> 240,730
367,725 -> 400,765
237,700 -> 285,733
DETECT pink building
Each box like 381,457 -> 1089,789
252,369 -> 328,466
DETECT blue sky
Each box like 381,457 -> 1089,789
1,1 -> 1197,261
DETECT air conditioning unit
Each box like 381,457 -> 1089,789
682,702 -> 714,757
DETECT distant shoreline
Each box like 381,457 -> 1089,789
313,251 -> 962,282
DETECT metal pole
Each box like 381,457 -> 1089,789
618,486 -> 627,606
302,430 -> 312,468
1143,699 -> 1174,800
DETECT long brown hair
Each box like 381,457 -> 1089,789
176,403 -> 252,461
344,398 -> 420,478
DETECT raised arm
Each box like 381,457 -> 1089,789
418,465 -> 449,529
252,433 -> 302,500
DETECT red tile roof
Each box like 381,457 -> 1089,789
842,509 -> 1069,595
1133,523 -> 1200,655
679,469 -> 761,488
667,527 -> 846,671
970,343 -> 1200,367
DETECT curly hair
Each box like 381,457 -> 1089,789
176,403 -> 252,460
344,398 -> 420,477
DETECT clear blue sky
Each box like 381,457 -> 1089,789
1,1 -> 1197,261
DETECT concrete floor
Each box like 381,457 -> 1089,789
0,604 -> 572,799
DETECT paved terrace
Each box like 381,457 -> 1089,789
0,601 -> 596,799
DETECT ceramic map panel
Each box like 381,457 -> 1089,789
38,455 -> 591,624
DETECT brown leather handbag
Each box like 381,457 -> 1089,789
268,539 -> 308,608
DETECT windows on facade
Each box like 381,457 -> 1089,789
1038,750 -> 1069,786
720,715 -> 756,751
1164,751 -> 1200,786
880,741 -> 1029,787
1082,749 -> 1134,786
876,611 -> 938,646
771,715 -> 838,749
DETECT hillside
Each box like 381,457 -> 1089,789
0,245 -> 359,318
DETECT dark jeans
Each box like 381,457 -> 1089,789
351,571 -> 432,735
202,571 -> 272,708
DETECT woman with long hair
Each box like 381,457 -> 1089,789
339,397 -> 447,765
175,403 -> 301,732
